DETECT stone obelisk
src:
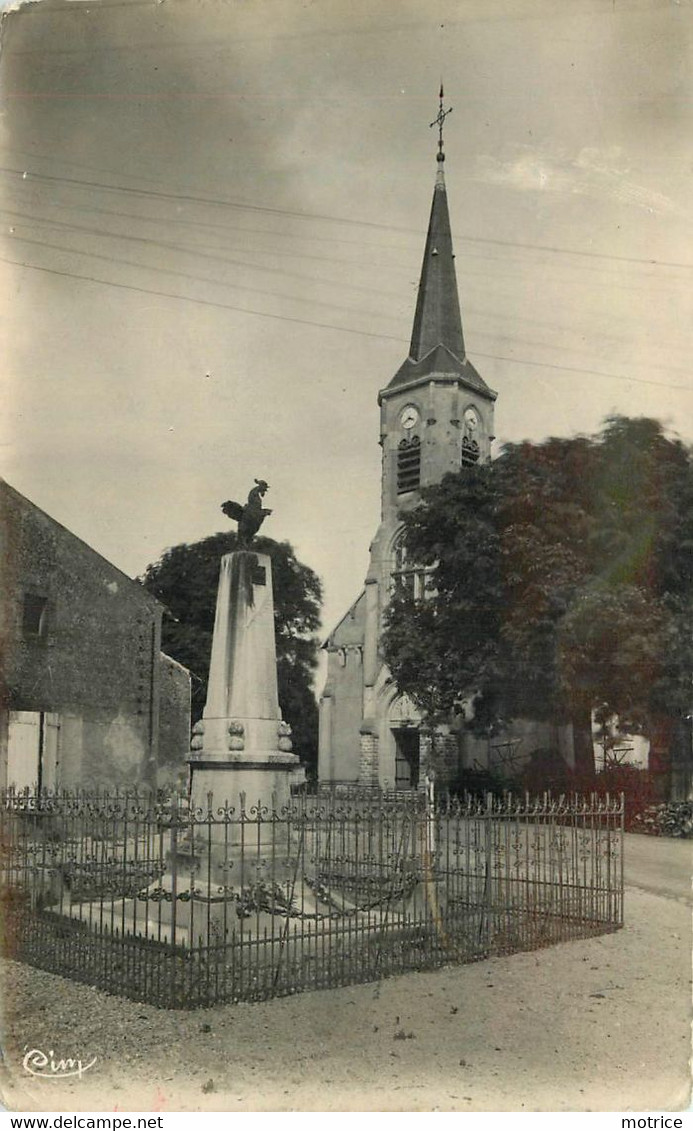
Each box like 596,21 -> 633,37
189,550 -> 299,816
188,481 -> 300,836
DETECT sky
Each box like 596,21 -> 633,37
0,0 -> 691,651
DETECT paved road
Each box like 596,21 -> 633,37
624,831 -> 693,903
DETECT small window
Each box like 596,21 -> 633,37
461,407 -> 481,467
391,534 -> 431,601
397,434 -> 421,493
461,436 -> 480,466
23,593 -> 48,639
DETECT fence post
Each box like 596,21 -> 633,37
619,791 -> 625,927
425,772 -> 435,858
169,803 -> 178,947
480,790 -> 494,954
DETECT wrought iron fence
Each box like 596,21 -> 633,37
0,787 -> 623,1009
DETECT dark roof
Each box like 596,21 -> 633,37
388,344 -> 496,400
384,167 -> 494,399
408,170 -> 465,364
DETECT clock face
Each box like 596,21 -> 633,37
464,407 -> 479,432
400,404 -> 419,430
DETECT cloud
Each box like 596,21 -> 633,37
474,145 -> 688,219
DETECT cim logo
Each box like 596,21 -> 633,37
22,1047 -> 97,1080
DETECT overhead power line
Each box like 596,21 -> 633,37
2,210 -> 406,302
9,209 -> 682,339
8,231 -> 395,320
6,223 -> 690,376
6,150 -> 688,284
6,201 -> 682,304
2,252 -> 690,395
2,166 -> 691,271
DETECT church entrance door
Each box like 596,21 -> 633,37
393,728 -> 420,790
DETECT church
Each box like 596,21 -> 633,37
318,100 -> 574,791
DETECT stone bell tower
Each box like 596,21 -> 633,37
319,88 -> 498,789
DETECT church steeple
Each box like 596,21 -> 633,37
384,90 -> 494,399
319,91 -> 501,793
409,157 -> 466,364
409,86 -> 465,364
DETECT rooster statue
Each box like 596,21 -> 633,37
221,479 -> 272,547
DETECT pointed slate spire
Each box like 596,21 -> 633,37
408,150 -> 466,364
409,86 -> 464,362
385,88 -> 495,400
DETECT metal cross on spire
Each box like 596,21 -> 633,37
430,82 -> 452,162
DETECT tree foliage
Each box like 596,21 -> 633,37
141,532 -> 323,775
382,417 -> 693,772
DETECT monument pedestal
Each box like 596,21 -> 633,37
161,546 -> 303,930
188,549 -> 300,833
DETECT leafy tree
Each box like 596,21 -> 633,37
141,532 -> 323,776
382,417 -> 693,776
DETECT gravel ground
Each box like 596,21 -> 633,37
1,886 -> 690,1113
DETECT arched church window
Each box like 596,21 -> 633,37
397,435 -> 421,493
391,531 -> 431,601
461,407 -> 481,467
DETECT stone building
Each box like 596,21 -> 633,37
0,478 -> 191,790
318,128 -> 574,790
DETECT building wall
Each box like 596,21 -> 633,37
320,650 -> 364,783
0,480 -> 190,790
157,652 -> 192,787
319,593 -> 366,783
